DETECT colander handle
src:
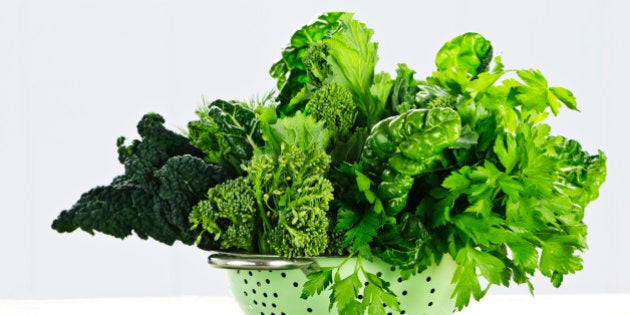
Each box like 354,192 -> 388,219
208,251 -> 316,270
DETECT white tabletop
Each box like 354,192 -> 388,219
1,294 -> 628,315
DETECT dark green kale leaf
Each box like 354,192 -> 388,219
52,113 -> 227,249
155,155 -> 226,245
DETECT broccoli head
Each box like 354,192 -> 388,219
306,82 -> 357,142
189,176 -> 257,252
425,95 -> 457,109
247,143 -> 334,258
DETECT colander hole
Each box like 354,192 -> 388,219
263,293 -> 268,298
254,300 -> 258,305
273,293 -> 278,298
266,279 -> 271,284
244,291 -> 248,296
390,266 -> 396,271
257,282 -> 261,287
365,282 -> 369,286
260,312 -> 264,315
272,303 -> 277,308
252,289 -> 257,294
397,277 -> 403,283
428,301 -> 433,307
401,311 -> 406,314
293,282 -> 298,287
244,279 -> 248,285
426,276 -> 431,282
281,272 -> 286,278
357,294 -> 363,299
430,288 -> 435,294
387,313 -> 392,315
249,271 -> 253,276
402,290 -> 408,296
262,302 -> 267,307
307,308 -> 313,312
281,313 -> 286,315
382,303 -> 386,307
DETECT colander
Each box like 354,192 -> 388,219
209,251 -> 459,315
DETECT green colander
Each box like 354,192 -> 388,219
209,251 -> 458,315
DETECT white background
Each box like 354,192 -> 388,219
1,0 -> 627,300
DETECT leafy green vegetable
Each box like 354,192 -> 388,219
53,12 -> 607,315
271,12 -> 344,114
188,99 -> 264,177
52,113 -> 226,249
191,112 -> 335,257
303,42 -> 332,90
388,64 -> 420,114
305,82 -> 358,143
428,32 -> 493,94
360,107 -> 461,213
327,13 -> 392,127
189,176 -> 257,251
249,113 -> 334,257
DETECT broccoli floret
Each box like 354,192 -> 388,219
52,113 -> 227,249
247,144 -> 334,258
425,95 -> 457,109
306,83 -> 357,142
303,42 -> 331,89
188,113 -> 335,257
190,176 -> 257,252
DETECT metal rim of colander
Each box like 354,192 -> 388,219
208,251 -> 318,271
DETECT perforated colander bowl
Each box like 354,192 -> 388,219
209,252 -> 459,315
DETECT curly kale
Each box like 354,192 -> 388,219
189,177 -> 257,252
52,113 -> 227,249
155,155 -> 226,245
